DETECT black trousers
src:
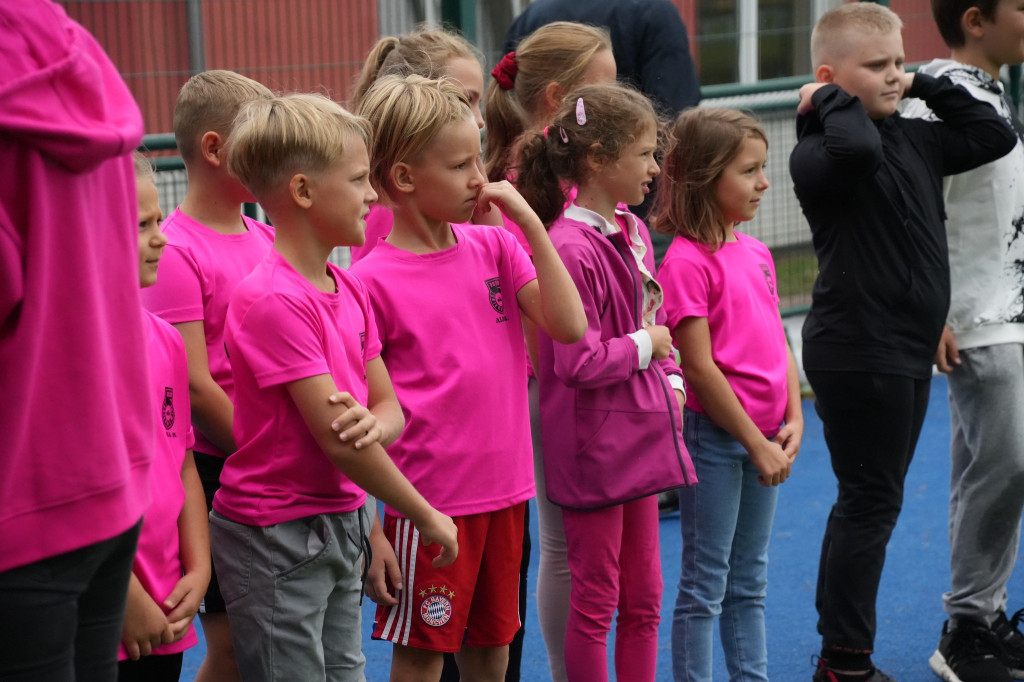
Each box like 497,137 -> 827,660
118,652 -> 184,682
808,370 -> 931,671
0,521 -> 142,682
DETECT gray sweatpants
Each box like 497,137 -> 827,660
945,343 -> 1024,624
210,509 -> 368,682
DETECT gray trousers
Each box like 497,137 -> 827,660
210,509 -> 368,682
945,343 -> 1024,624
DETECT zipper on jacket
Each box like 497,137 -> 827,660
612,233 -> 692,486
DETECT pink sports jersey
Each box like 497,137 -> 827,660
141,209 -> 274,457
349,204 -> 392,265
213,250 -> 379,526
119,312 -> 198,660
350,224 -> 537,517
0,0 -> 152,572
659,232 -> 789,438
351,204 -> 529,263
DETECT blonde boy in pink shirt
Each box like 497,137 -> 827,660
140,70 -> 274,682
210,93 -> 458,682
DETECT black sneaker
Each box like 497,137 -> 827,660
812,656 -> 897,682
929,619 -> 1012,682
993,609 -> 1024,679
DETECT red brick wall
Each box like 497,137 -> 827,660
61,0 -> 378,134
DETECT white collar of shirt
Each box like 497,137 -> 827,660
564,202 -> 664,327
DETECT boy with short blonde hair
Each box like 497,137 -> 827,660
790,4 -> 1016,681
141,69 -> 274,682
210,93 -> 458,682
903,1 -> 1024,680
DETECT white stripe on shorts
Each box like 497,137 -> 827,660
380,517 -> 419,647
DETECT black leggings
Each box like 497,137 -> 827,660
808,370 -> 931,671
117,652 -> 184,682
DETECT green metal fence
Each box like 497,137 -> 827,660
141,66 -> 1024,315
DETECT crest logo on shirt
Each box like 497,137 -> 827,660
161,387 -> 175,431
419,585 -> 454,627
485,277 -> 504,314
759,264 -> 775,297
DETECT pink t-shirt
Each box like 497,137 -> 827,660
119,312 -> 198,660
141,209 -> 274,457
659,232 -> 789,438
350,204 -> 531,263
348,204 -> 393,265
350,224 -> 537,517
214,250 -> 379,526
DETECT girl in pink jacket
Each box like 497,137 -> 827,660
517,82 -> 696,682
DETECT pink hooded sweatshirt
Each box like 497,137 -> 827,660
0,1 -> 153,572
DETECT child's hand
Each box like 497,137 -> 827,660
475,181 -> 543,236
748,441 -> 791,487
328,392 -> 381,450
122,585 -> 174,660
900,70 -> 915,96
365,526 -> 404,605
162,572 -> 207,642
418,510 -> 459,568
644,325 -> 674,361
934,325 -> 961,374
773,419 -> 803,464
797,83 -> 829,115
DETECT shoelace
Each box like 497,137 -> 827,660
1006,608 -> 1024,642
811,655 -> 839,682
952,624 -> 1004,658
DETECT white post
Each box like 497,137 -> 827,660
738,0 -> 758,84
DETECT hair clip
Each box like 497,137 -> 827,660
491,52 -> 517,91
559,126 -> 569,143
576,97 -> 587,126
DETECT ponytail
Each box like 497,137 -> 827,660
482,21 -> 611,182
352,37 -> 399,108
515,131 -> 570,226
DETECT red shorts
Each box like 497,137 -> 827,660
372,502 -> 525,652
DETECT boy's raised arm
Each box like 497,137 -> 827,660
910,72 -> 1017,174
476,181 -> 587,344
790,84 -> 885,195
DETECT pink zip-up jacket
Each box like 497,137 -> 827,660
0,0 -> 152,572
537,214 -> 696,509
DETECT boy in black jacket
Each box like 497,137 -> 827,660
789,4 -> 1016,681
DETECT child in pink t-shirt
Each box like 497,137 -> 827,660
348,27 -> 491,265
352,75 -> 585,682
653,109 -> 803,681
118,154 -> 210,682
209,93 -> 457,682
139,70 -> 274,682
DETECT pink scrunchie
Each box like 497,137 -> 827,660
491,52 -> 517,90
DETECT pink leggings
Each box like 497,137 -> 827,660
561,495 -> 662,682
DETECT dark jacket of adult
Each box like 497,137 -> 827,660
790,74 -> 1016,380
503,0 -> 701,115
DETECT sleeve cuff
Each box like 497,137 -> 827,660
628,329 -> 653,369
668,373 -> 686,403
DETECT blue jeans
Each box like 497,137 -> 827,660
672,409 -> 778,682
